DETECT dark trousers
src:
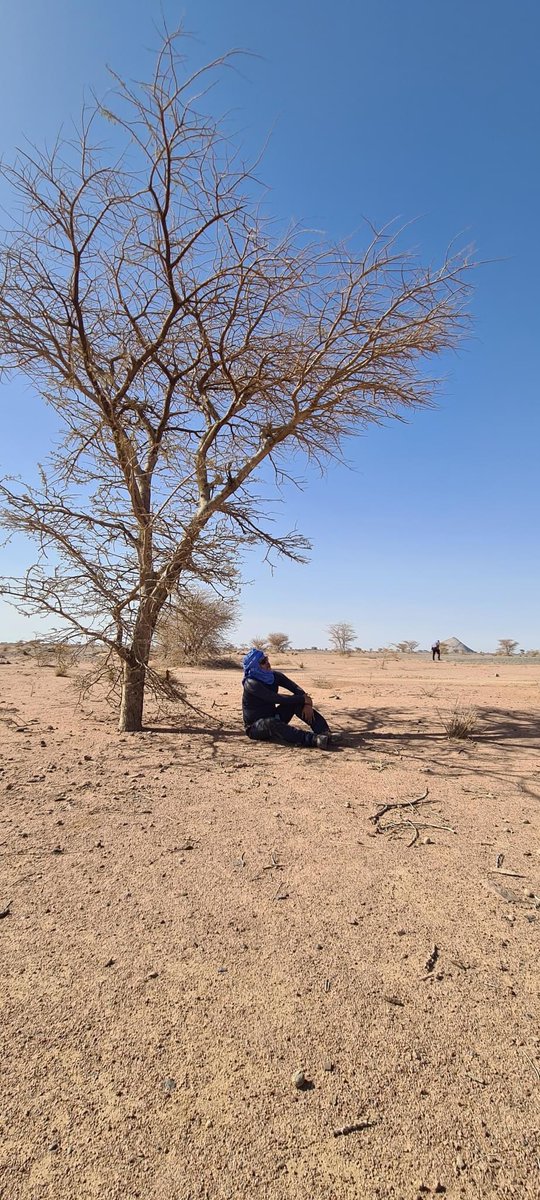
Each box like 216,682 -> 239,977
246,696 -> 329,747
432,649 -> 440,661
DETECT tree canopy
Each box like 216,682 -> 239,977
0,31 -> 474,729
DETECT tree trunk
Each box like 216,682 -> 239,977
119,659 -> 146,732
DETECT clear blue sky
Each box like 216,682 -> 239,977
0,1 -> 538,651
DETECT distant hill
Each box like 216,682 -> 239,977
442,636 -> 475,654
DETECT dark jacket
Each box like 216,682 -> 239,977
242,671 -> 305,730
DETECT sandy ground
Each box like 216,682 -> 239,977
1,649 -> 540,1200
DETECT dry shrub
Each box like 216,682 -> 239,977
267,632 -> 291,654
54,644 -> 76,676
440,703 -> 477,739
157,590 -> 238,665
249,636 -> 268,653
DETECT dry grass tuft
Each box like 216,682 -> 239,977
440,703 -> 478,739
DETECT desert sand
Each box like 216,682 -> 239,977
1,649 -> 539,1199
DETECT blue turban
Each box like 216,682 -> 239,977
242,647 -> 275,685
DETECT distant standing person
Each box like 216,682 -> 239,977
241,648 -> 340,749
431,640 -> 441,661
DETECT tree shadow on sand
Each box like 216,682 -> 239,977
342,705 -> 540,744
339,705 -> 540,786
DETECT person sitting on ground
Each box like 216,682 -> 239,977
241,648 -> 339,749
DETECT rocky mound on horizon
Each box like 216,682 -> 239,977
442,636 -> 475,654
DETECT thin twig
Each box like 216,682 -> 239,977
489,869 -> 525,879
424,944 -> 439,974
370,787 -> 430,824
333,1121 -> 376,1138
522,1052 -> 540,1083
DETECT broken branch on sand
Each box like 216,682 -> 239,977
377,818 -> 456,847
333,1121 -> 376,1138
370,787 -> 431,825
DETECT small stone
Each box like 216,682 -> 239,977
104,957 -> 115,968
456,1154 -> 466,1171
48,1142 -> 59,1152
292,1070 -> 307,1090
323,1060 -> 334,1072
422,836 -> 434,845
52,846 -> 64,855
40,740 -> 47,747
147,970 -> 159,979
162,1077 -> 176,1094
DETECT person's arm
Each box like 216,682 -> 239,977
273,672 -> 313,718
273,671 -> 305,697
243,677 -> 281,705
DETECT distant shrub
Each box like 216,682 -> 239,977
157,589 -> 238,665
267,632 -> 291,653
54,644 -> 75,676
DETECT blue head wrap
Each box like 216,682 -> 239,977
242,647 -> 275,685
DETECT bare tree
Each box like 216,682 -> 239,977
328,622 -> 357,653
497,639 -> 519,656
249,637 -> 268,652
156,587 -> 237,664
267,632 -> 291,654
0,31 -> 473,730
394,640 -> 419,653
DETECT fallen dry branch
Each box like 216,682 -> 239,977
424,944 -> 439,974
488,869 -> 526,879
333,1121 -> 376,1138
376,818 -> 456,848
370,787 -> 430,825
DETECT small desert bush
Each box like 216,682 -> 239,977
440,703 -> 478,739
157,589 -> 238,665
54,644 -> 75,676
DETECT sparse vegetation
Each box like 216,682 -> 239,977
0,32 -> 474,730
498,639 -> 519,656
156,590 -> 238,665
328,622 -> 357,654
54,644 -> 75,676
440,702 -> 478,739
267,632 -> 291,654
249,637 -> 268,653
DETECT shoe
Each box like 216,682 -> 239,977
315,734 -> 330,749
329,732 -> 343,745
